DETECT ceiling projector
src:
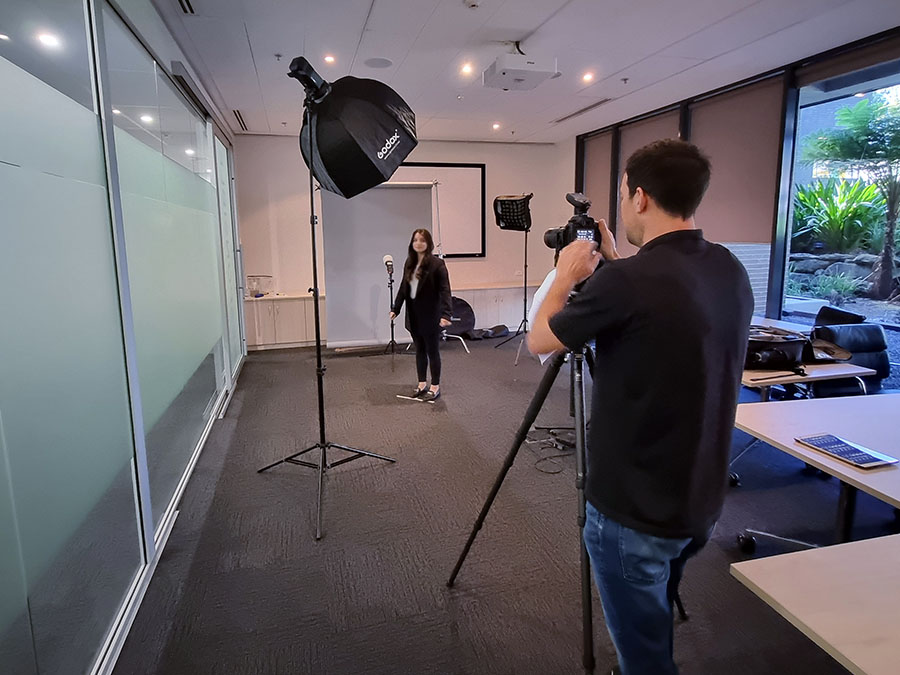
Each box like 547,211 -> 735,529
482,53 -> 558,91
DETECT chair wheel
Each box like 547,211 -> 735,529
737,533 -> 757,554
729,472 -> 741,487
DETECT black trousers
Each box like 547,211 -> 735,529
411,330 -> 441,385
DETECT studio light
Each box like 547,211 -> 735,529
289,57 -> 417,199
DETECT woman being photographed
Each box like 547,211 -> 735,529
390,228 -> 452,402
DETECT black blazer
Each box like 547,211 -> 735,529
392,257 -> 452,335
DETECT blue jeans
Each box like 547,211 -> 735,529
583,502 -> 704,675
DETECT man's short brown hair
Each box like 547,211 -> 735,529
625,139 -> 711,219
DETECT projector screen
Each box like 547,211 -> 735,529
321,184 -> 432,348
389,162 -> 485,258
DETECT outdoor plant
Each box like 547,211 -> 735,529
810,272 -> 864,304
802,95 -> 900,299
791,179 -> 885,253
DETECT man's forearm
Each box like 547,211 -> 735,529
527,277 -> 574,354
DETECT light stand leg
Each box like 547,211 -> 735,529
258,103 -> 396,541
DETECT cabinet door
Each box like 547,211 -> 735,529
244,300 -> 259,346
275,299 -> 306,343
258,300 -> 277,345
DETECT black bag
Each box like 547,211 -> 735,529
745,325 -> 807,370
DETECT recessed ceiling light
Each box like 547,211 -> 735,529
185,148 -> 195,156
140,114 -> 153,123
461,63 -> 473,75
582,72 -> 594,82
324,55 -> 335,63
457,94 -> 464,100
206,168 -> 213,173
854,92 -> 865,97
112,108 -> 121,114
492,123 -> 500,130
0,34 -> 10,41
37,33 -> 60,48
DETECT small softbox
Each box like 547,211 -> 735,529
296,62 -> 418,199
494,193 -> 533,231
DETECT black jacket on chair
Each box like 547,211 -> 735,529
392,257 -> 452,335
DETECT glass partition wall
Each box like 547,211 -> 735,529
0,1 -> 243,672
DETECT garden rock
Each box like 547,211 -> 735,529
791,258 -> 832,274
851,253 -> 879,266
824,262 -> 870,280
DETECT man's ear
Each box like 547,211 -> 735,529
634,187 -> 648,214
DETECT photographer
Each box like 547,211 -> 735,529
528,140 -> 753,675
391,228 -> 452,402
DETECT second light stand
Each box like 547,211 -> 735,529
258,103 -> 396,541
495,227 -> 530,366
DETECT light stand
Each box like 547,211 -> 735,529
257,102 -> 396,541
384,262 -> 399,354
447,350 -> 596,672
495,228 -> 529,365
493,193 -> 533,366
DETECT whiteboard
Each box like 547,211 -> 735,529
389,162 -> 485,257
320,184 -> 432,348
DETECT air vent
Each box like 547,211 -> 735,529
177,0 -> 196,15
233,109 -> 248,132
551,98 -> 614,124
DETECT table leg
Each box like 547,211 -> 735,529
760,386 -> 771,403
836,482 -> 858,543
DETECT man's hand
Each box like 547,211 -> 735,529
556,240 -> 601,287
596,218 -> 620,261
439,318 -> 451,328
389,311 -> 396,321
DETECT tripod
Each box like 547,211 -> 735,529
447,350 -> 597,672
496,229 -> 530,366
384,266 -> 399,354
258,103 -> 396,541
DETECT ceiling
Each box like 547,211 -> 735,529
154,0 -> 900,144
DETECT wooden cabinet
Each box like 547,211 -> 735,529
274,298 -> 306,343
243,295 -> 323,349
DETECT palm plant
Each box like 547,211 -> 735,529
802,95 -> 900,299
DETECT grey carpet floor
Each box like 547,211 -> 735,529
113,340 -> 897,675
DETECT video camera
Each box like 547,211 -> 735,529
543,192 -> 602,253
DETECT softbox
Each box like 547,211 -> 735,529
295,61 -> 418,199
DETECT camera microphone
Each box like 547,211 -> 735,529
383,254 -> 394,274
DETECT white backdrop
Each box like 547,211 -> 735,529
321,184 -> 432,348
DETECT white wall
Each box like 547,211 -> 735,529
233,136 -> 577,297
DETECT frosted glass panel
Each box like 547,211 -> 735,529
0,48 -> 142,675
216,137 -> 243,374
103,6 -> 225,530
0,413 -> 37,675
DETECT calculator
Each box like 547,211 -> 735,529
795,434 -> 898,469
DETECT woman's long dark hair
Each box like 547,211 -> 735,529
403,228 -> 435,282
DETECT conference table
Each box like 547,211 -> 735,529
734,394 -> 900,542
731,533 -> 900,675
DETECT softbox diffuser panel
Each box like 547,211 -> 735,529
300,76 -> 417,198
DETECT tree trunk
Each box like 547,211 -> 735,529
874,198 -> 897,300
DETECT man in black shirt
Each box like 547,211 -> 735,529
528,139 -> 753,675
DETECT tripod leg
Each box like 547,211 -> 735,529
572,354 -> 595,672
448,352 -> 566,587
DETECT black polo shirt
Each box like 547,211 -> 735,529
549,230 -> 753,539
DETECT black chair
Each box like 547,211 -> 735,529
810,323 -> 890,396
